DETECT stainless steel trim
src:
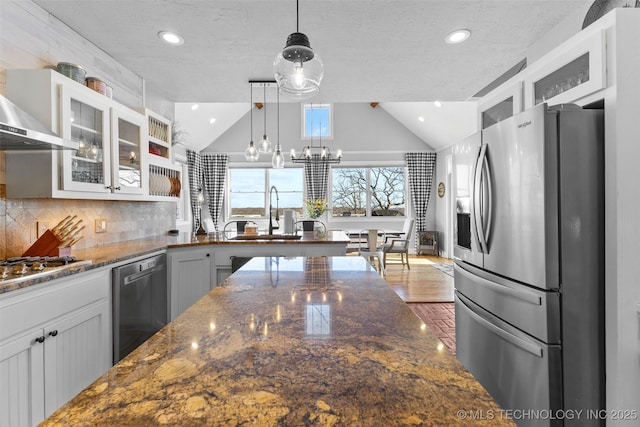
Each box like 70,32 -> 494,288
473,143 -> 488,253
481,148 -> 493,250
0,94 -> 78,151
456,293 -> 543,357
454,262 -> 541,305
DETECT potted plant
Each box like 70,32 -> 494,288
303,198 -> 327,231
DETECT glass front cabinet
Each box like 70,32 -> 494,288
524,30 -> 606,108
60,84 -> 146,195
5,69 -> 148,199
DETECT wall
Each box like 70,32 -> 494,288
0,0 -> 177,259
202,102 -> 437,241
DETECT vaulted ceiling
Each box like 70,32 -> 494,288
34,0 -> 594,150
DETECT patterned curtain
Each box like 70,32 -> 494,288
304,154 -> 330,200
201,154 -> 229,231
405,152 -> 437,247
186,150 -> 203,232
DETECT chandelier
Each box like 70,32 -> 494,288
290,119 -> 341,164
273,0 -> 323,99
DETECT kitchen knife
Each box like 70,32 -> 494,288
51,215 -> 72,232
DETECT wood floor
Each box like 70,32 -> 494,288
382,254 -> 456,355
384,254 -> 454,302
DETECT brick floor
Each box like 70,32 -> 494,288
407,302 -> 456,355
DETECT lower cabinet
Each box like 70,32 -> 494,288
0,269 -> 111,427
168,246 -> 215,320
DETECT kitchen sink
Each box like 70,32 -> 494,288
228,234 -> 302,240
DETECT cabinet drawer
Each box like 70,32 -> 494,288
0,269 -> 110,341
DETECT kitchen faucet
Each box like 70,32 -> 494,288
269,185 -> 280,235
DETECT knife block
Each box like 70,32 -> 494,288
22,229 -> 68,257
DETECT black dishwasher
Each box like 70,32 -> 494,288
112,253 -> 168,363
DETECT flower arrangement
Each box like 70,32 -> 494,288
305,198 -> 327,219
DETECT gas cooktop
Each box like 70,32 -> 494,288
0,256 -> 93,286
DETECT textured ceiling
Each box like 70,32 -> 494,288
34,0 -> 592,104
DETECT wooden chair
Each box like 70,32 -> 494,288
382,218 -> 414,269
358,229 -> 386,276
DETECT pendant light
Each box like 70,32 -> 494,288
244,83 -> 259,161
258,84 -> 272,152
272,90 -> 285,168
273,0 -> 323,99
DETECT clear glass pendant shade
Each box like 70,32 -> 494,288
272,145 -> 285,168
244,140 -> 259,161
273,50 -> 323,99
258,135 -> 272,153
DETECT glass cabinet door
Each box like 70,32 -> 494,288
111,107 -> 146,195
60,84 -> 112,193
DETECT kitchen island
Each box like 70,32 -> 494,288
41,256 -> 513,426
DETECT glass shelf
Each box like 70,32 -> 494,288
534,53 -> 590,105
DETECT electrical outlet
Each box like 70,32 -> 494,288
95,218 -> 107,233
37,222 -> 49,238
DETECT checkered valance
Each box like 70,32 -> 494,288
187,150 -> 229,232
405,152 -> 437,238
304,154 -> 329,200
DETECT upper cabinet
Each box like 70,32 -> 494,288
523,30 -> 606,108
478,81 -> 523,129
5,69 -> 152,199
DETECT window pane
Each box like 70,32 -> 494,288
370,167 -> 405,216
269,168 -> 304,214
304,104 -> 331,138
331,168 -> 366,217
230,168 -> 265,217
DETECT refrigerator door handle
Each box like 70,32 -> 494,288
473,144 -> 489,253
455,263 -> 542,306
481,147 -> 493,248
457,294 -> 543,358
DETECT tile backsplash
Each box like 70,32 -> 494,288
0,154 -> 176,258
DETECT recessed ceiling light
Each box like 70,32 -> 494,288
191,104 -> 199,111
418,116 -> 425,122
445,29 -> 471,44
158,31 -> 184,46
434,100 -> 442,108
209,118 -> 217,124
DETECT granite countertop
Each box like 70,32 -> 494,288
41,256 -> 514,426
0,231 -> 349,295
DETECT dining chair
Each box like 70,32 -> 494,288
358,228 -> 386,276
382,218 -> 414,270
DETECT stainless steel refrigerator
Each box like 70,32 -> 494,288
453,103 -> 605,426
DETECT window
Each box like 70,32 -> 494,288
331,167 -> 406,217
229,168 -> 304,217
302,103 -> 332,139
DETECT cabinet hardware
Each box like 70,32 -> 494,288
35,336 -> 45,343
48,330 -> 59,337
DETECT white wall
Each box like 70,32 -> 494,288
202,102 -> 438,241
202,102 -> 433,163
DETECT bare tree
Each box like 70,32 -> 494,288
332,167 -> 405,214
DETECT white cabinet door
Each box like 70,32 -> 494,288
0,328 -> 46,427
169,247 -> 214,320
43,300 -> 111,417
59,82 -> 113,193
110,107 -> 147,195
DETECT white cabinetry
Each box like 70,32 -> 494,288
524,30 -> 606,108
0,269 -> 111,427
168,247 -> 215,320
5,69 -> 147,199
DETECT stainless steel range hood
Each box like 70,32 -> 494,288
0,94 -> 78,150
